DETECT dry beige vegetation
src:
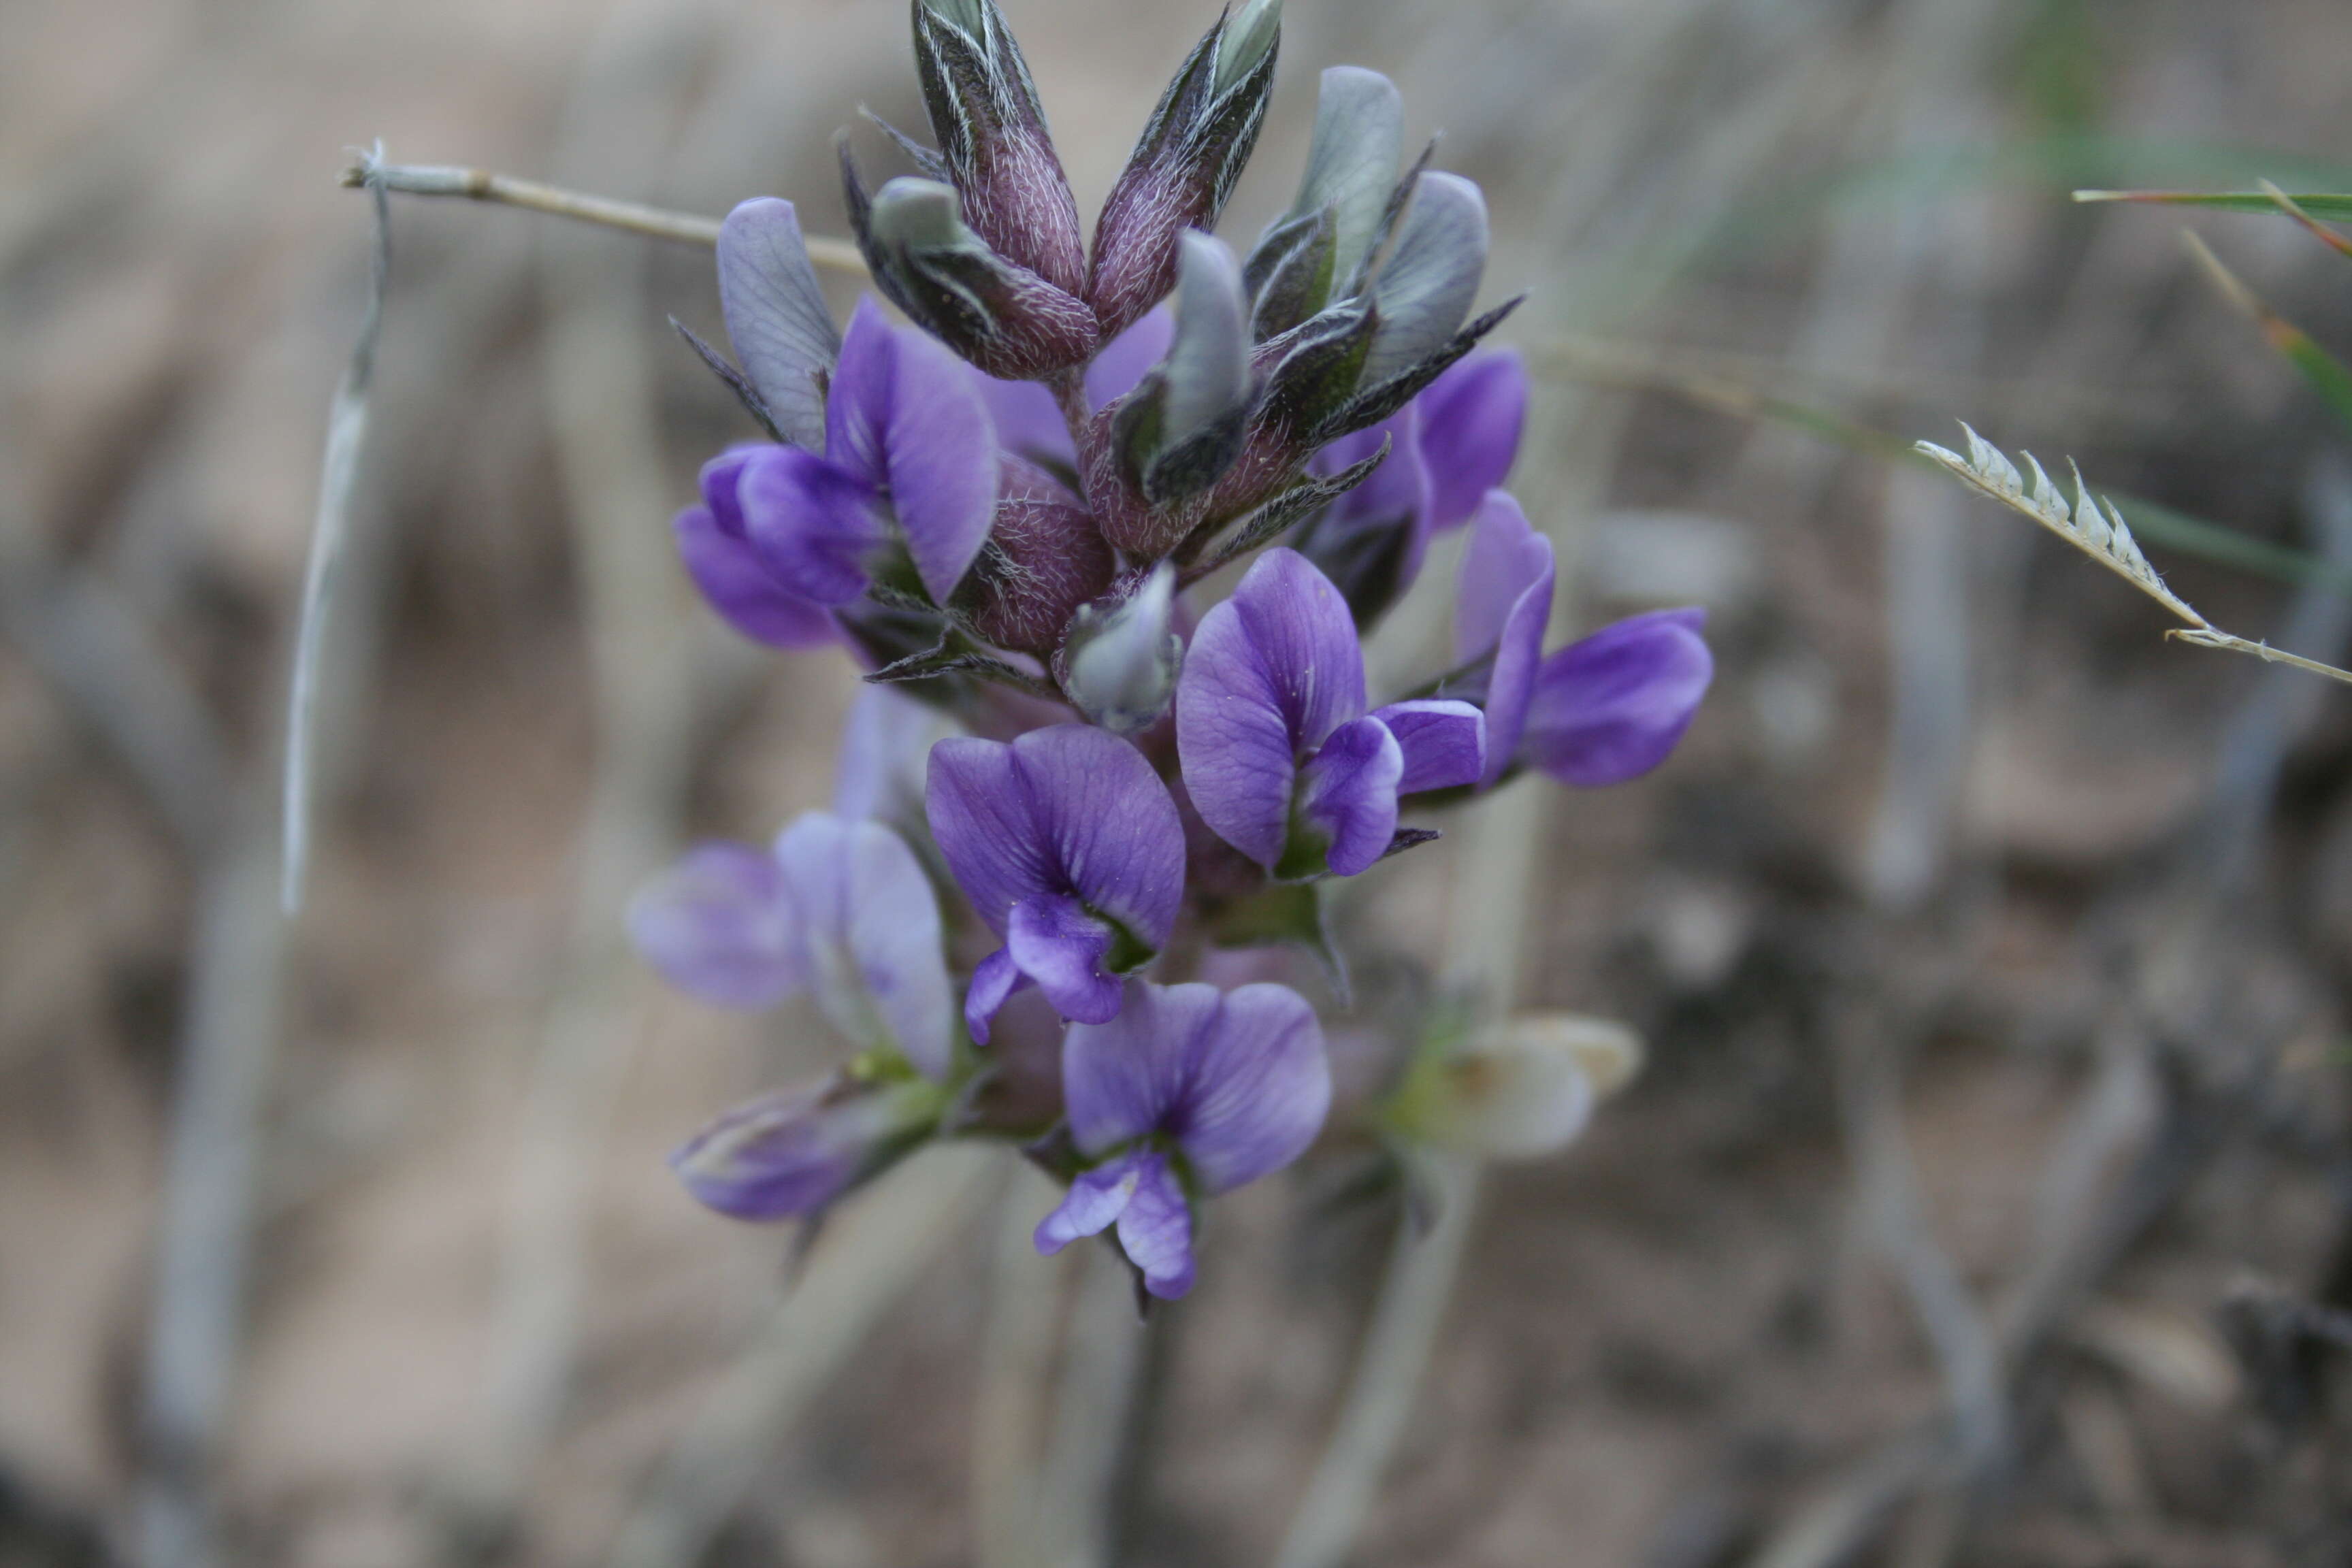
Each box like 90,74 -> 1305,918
5,0 -> 2352,1564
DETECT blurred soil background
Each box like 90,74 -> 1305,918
7,0 -> 2352,1564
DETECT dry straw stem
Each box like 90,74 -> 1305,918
283,146 -> 393,914
605,1147 -> 998,1568
339,156 -> 870,273
1914,423 -> 2352,687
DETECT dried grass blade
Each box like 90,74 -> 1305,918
282,146 -> 391,915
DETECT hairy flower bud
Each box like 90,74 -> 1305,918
845,166 -> 1100,380
1359,172 -> 1489,389
1110,232 -> 1256,506
1059,563 -> 1183,735
1088,0 -> 1281,338
912,0 -> 1088,296
953,459 -> 1117,655
1243,67 -> 1402,339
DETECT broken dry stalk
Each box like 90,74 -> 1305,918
339,155 -> 869,272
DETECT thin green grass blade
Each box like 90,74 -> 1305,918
2183,231 -> 2352,436
2257,181 -> 2352,263
2074,189 -> 2352,219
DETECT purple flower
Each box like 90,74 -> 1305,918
831,686 -> 942,827
1287,349 -> 1524,627
926,725 -> 1187,1042
630,812 -> 956,1080
1446,496 -> 1710,787
672,1072 -> 946,1221
708,298 -> 999,612
1298,404 -> 1434,622
673,461 -> 840,651
1034,979 -> 1330,1299
1452,491 -> 1556,786
1523,608 -> 1714,786
1177,549 -> 1484,878
1416,350 -> 1528,532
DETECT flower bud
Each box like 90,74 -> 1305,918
1215,0 -> 1281,93
912,0 -> 1088,297
1111,232 -> 1256,506
671,1069 -> 949,1221
844,165 -> 1100,380
1360,171 -> 1488,389
1060,563 -> 1183,735
953,459 -> 1117,655
1243,67 -> 1402,338
1088,0 -> 1282,338
1387,1013 -> 1642,1160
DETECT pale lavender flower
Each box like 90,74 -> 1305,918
1034,979 -> 1330,1299
1177,549 -> 1484,878
630,843 -> 802,1010
715,197 -> 842,451
831,685 -> 943,826
630,812 -> 956,1079
926,725 -> 1186,1041
672,1072 -> 946,1220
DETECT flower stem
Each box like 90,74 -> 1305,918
1273,1152 -> 1482,1568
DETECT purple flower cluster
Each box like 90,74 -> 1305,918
634,0 -> 1714,1299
